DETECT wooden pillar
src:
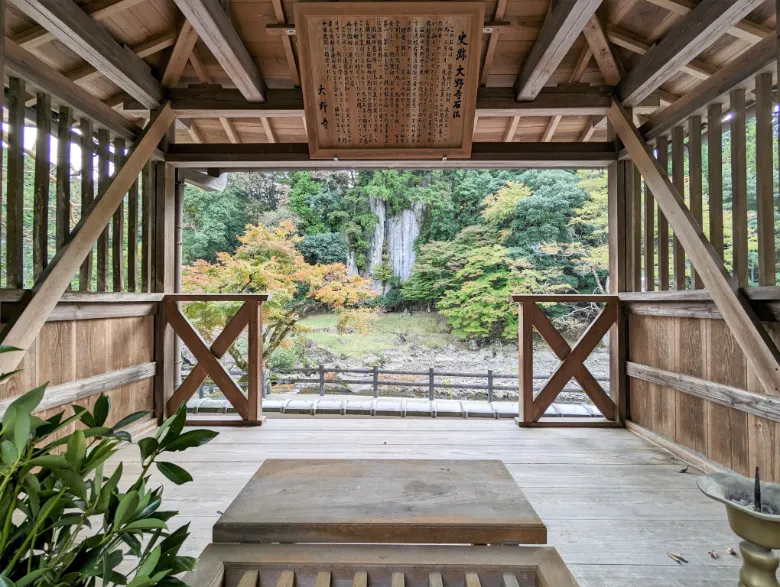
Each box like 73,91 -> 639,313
127,167 -> 139,292
112,137 -> 125,292
154,162 -> 176,422
755,72 -> 775,287
6,78 -> 25,288
632,164 -> 641,292
608,157 -> 627,424
643,179 -> 654,291
688,115 -> 703,289
518,302 -> 534,424
78,118 -> 94,291
96,129 -> 110,291
671,125 -> 685,290
708,103 -> 724,261
173,174 -> 184,388
656,135 -> 669,290
141,161 -> 153,292
0,0 -> 5,283
624,162 -> 635,292
56,106 -> 72,252
730,88 -> 748,288
33,92 -> 51,280
247,298 -> 263,423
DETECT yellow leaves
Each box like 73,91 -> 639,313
482,182 -> 532,225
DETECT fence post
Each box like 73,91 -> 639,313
319,364 -> 325,396
373,365 -> 379,398
487,369 -> 493,403
428,368 -> 435,401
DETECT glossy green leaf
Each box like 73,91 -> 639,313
1,439 -> 18,464
163,430 -> 218,452
0,574 -> 16,587
124,518 -> 167,532
155,462 -> 193,485
114,491 -> 139,528
13,411 -> 30,453
138,437 -> 158,461
56,469 -> 87,501
112,410 -> 151,432
94,394 -> 110,427
136,545 -> 161,578
65,430 -> 86,470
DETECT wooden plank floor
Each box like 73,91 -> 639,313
109,418 -> 744,587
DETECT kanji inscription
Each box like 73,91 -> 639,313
294,3 -> 484,160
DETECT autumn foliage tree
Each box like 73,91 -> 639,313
183,221 -> 376,368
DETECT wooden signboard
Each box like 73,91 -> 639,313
294,2 -> 484,160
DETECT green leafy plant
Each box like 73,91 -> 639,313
0,346 -> 218,587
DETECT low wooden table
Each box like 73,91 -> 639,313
213,459 -> 547,545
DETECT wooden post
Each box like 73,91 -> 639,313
33,92 -> 51,280
632,163 -> 641,292
730,88 -> 748,288
428,367 -> 435,401
372,365 -> 379,397
56,106 -> 72,253
487,369 -> 494,403
127,164 -> 139,291
671,125 -> 685,290
112,137 -> 125,292
6,77 -> 25,288
624,162 -> 635,292
656,135 -> 669,290
608,158 -> 627,425
518,302 -> 534,424
247,298 -> 263,423
688,115 -> 704,289
755,72 -> 775,287
644,179 -> 654,291
0,0 -> 5,283
141,161 -> 152,292
318,364 -> 325,396
96,128 -> 110,291
78,117 -> 94,291
173,175 -> 184,387
708,103 -> 724,261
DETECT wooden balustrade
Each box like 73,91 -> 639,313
164,293 -> 268,425
511,294 -> 618,426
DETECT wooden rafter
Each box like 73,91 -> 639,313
0,104 -> 176,376
541,116 -> 560,142
479,0 -> 508,86
503,116 -> 520,142
607,98 -> 780,397
222,117 -> 241,143
582,13 -> 622,85
9,0 -> 165,108
514,0 -> 602,100
617,0 -> 766,106
162,21 -> 200,87
172,0 -> 266,101
270,0 -> 299,86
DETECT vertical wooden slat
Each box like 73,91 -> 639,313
708,103 -> 724,261
656,134 -> 669,290
78,118 -> 94,291
0,0 -> 5,284
428,573 -> 443,587
353,573 -> 368,587
730,88 -> 748,288
755,72 -> 775,287
608,158 -> 627,424
314,571 -> 331,587
237,571 -> 259,587
671,125 -> 685,290
6,78 -> 25,288
247,299 -> 263,423
96,128 -> 110,291
141,161 -> 153,292
624,162 -> 635,292
112,137 -> 125,291
33,92 -> 51,280
154,163 -> 175,422
127,169 -> 139,291
632,163 -> 641,292
688,115 -> 703,289
518,302 -> 534,423
644,179 -> 654,291
55,106 -> 72,251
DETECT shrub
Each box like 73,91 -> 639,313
297,232 -> 348,265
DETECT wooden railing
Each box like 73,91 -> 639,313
164,294 -> 268,425
512,294 -> 618,426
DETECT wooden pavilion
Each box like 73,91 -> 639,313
1,0 -> 780,583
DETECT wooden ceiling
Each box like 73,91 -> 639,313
4,0 -> 776,149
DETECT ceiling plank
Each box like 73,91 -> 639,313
582,13 -> 622,85
10,0 -> 145,49
514,0 -> 602,100
171,0 -> 266,101
8,0 -> 165,107
166,142 -> 617,169
643,0 -> 772,44
617,0 -> 766,106
162,21 -> 199,87
641,35 -> 775,140
6,38 -> 139,139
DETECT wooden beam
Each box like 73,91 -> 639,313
503,116 -> 520,142
0,103 -> 175,375
11,0 -> 145,48
8,0 -> 165,108
514,0 -> 602,100
643,0 -> 772,44
570,45 -> 592,84
641,36 -> 776,140
270,0 -> 299,86
617,0 -> 765,106
259,117 -> 275,143
541,116 -> 560,142
162,21 -> 199,87
6,39 -> 139,139
479,0 -> 508,86
166,142 -> 618,169
222,118 -> 240,142
171,0 -> 266,101
582,13 -> 622,85
179,168 -> 228,191
607,97 -> 780,397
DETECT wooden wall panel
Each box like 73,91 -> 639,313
628,310 -> 780,481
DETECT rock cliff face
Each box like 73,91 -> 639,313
348,198 -> 426,291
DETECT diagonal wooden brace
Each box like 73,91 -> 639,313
165,300 -> 249,419
533,300 -> 618,420
0,103 -> 175,376
531,305 -> 616,420
167,302 -> 249,414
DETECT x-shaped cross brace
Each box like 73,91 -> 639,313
165,301 -> 250,419
531,301 -> 617,421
